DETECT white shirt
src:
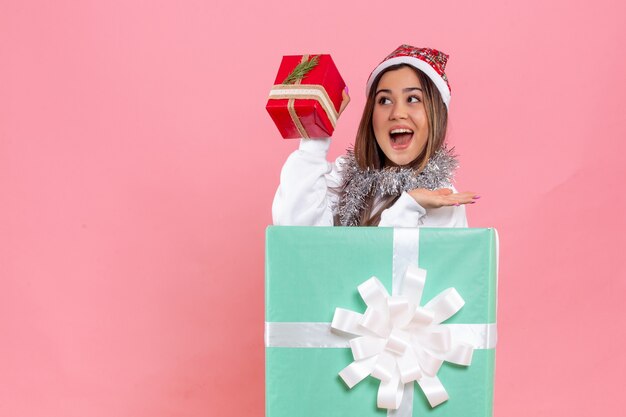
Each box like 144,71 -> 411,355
272,138 -> 467,228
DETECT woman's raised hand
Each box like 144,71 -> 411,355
407,188 -> 479,209
339,86 -> 350,116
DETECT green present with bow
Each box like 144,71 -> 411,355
265,227 -> 498,417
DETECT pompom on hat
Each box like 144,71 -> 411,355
366,44 -> 452,108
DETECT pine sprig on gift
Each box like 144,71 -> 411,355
282,55 -> 320,84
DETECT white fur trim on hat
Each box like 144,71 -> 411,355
366,56 -> 451,108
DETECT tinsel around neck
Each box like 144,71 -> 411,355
336,146 -> 459,226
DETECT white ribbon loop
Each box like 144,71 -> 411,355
418,376 -> 449,408
331,308 -> 371,337
424,288 -> 465,324
378,373 -> 404,410
372,351 -> 397,382
417,325 -> 451,352
443,342 -> 474,366
416,349 -> 443,377
331,271 -> 476,411
396,347 -> 422,383
359,277 -> 389,308
339,356 -> 378,388
409,306 -> 435,327
350,336 -> 386,360
388,297 -> 413,328
401,265 -> 426,306
385,329 -> 410,356
361,306 -> 391,337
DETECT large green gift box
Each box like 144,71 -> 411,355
265,227 -> 498,417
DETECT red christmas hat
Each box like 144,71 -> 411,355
366,45 -> 451,108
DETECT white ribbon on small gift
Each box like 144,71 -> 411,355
265,229 -> 497,417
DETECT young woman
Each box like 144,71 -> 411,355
272,45 -> 478,227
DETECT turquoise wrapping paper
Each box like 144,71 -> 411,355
265,227 -> 498,417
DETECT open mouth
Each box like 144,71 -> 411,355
389,128 -> 414,149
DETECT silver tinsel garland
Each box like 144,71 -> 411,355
336,146 -> 459,226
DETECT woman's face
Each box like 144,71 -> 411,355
372,66 -> 429,167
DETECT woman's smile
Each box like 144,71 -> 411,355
389,125 -> 414,149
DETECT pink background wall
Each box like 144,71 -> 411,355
2,0 -> 625,416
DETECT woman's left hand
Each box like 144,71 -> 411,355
407,188 -> 479,209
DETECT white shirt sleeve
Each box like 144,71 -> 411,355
379,189 -> 468,228
272,138 -> 342,226
378,192 -> 426,227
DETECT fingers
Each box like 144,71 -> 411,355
411,188 -> 451,196
339,87 -> 350,116
407,188 -> 480,209
430,192 -> 480,207
444,192 -> 480,206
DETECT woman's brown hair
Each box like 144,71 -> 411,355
349,64 -> 449,226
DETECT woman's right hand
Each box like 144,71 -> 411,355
339,87 -> 350,116
407,188 -> 479,209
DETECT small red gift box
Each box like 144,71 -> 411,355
266,54 -> 346,139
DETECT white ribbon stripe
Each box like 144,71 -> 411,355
265,322 -> 496,350
331,265 -> 474,411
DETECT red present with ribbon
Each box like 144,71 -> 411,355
266,54 -> 346,139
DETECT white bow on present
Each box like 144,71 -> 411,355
332,264 -> 474,410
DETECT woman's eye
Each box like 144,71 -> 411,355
378,97 -> 391,105
408,95 -> 421,103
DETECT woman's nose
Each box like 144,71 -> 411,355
390,102 -> 407,120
